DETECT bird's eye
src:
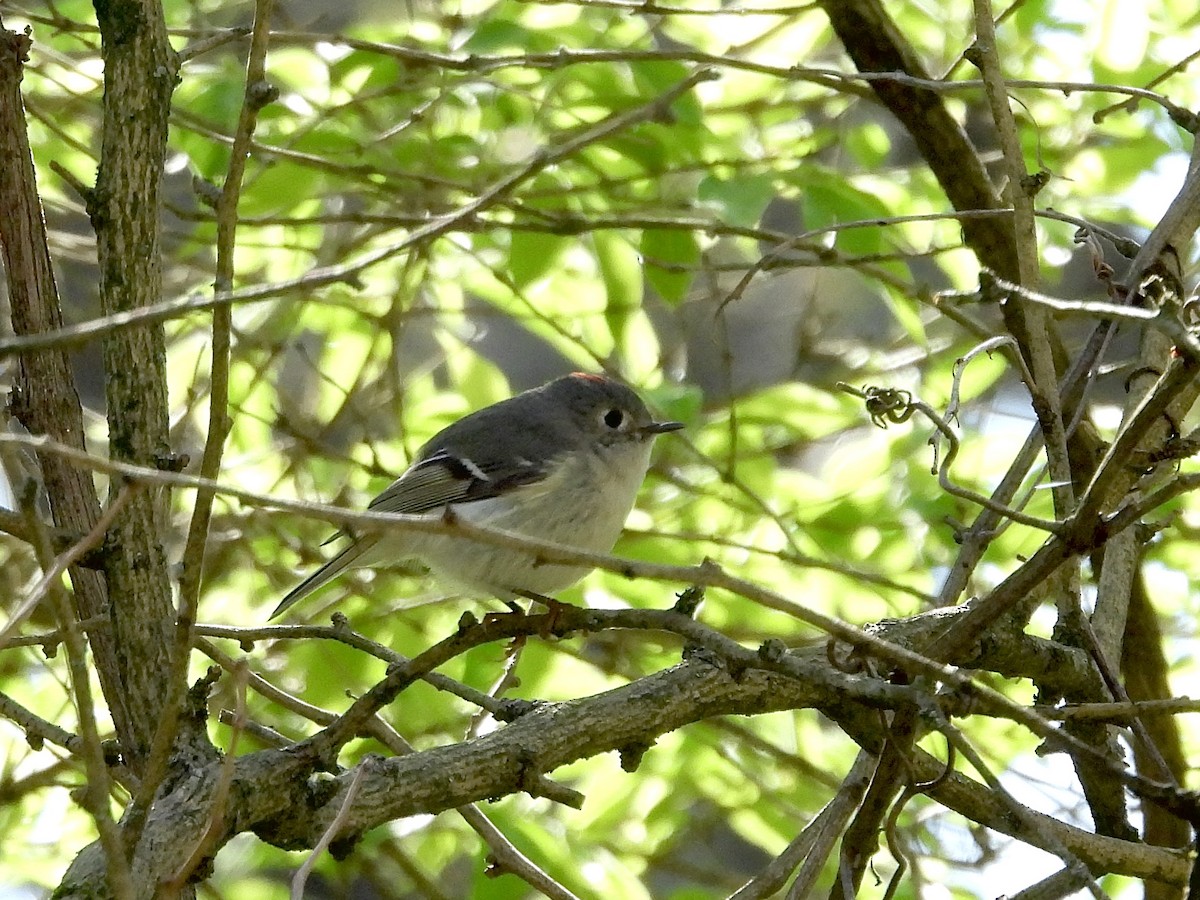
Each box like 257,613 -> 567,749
603,408 -> 625,429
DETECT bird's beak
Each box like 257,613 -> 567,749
642,420 -> 684,435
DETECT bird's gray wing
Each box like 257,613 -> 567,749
271,451 -> 548,619
269,536 -> 380,619
366,449 -> 547,513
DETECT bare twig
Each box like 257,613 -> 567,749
0,204 -> 1138,361
0,688 -> 82,753
0,506 -> 84,556
182,34 -> 1200,126
290,757 -> 373,899
838,383 -> 1060,532
937,718 -> 1108,899
971,0 -> 1078,533
198,620 -> 524,719
1,430 -> 1196,823
730,751 -> 874,899
132,0 -> 278,858
163,662 -> 250,895
716,208 -> 1013,315
211,635 -> 583,900
465,805 -> 584,900
0,429 -> 1167,749
468,637 -> 526,739
176,26 -> 250,63
197,637 -> 346,728
0,67 -> 717,360
5,452 -> 134,900
217,709 -> 290,748
1033,697 -> 1200,722
0,483 -> 137,647
971,271 -> 1200,360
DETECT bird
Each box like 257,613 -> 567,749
271,373 -> 683,619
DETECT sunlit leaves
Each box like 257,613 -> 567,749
698,173 -> 776,229
640,229 -> 698,304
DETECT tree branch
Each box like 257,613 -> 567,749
0,10 -> 134,767
89,0 -> 181,774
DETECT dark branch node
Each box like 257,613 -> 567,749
187,667 -> 221,715
247,79 -> 279,110
0,24 -> 33,65
484,855 -> 507,879
153,451 -> 190,472
101,739 -> 124,768
672,584 -> 705,617
1167,105 -> 1200,135
619,740 -> 654,773
305,772 -> 342,809
827,638 -> 869,675
511,745 -> 538,784
680,644 -> 722,668
757,638 -> 787,663
494,699 -> 541,723
1021,170 -> 1051,198
329,834 -> 358,861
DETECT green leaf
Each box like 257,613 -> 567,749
595,231 -> 642,341
630,59 -> 704,126
881,288 -> 928,348
508,230 -> 571,287
641,229 -> 698,304
461,18 -> 549,53
801,179 -> 889,255
698,173 -> 776,228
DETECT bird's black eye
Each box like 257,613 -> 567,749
603,408 -> 625,429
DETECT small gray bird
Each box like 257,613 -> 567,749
271,373 -> 682,618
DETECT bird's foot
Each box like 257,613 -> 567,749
516,590 -> 577,636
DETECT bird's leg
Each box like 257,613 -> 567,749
481,598 -> 526,629
515,589 -> 577,635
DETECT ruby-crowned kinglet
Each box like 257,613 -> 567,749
272,373 -> 682,618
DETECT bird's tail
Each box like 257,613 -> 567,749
270,535 -> 379,620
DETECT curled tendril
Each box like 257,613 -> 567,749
826,637 -> 871,674
837,383 -> 915,429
